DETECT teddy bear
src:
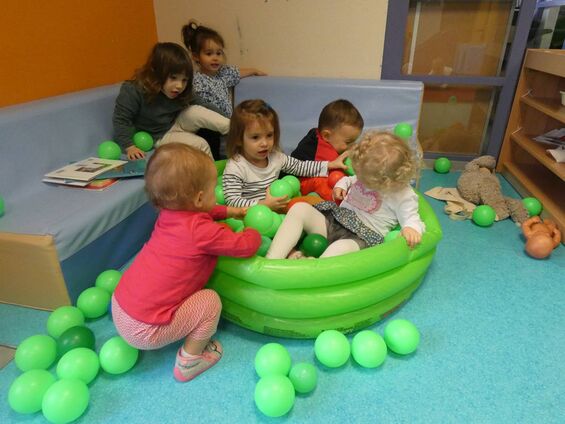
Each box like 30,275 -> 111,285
457,155 -> 528,224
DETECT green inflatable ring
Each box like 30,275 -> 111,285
209,161 -> 443,338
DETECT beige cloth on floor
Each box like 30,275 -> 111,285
424,187 -> 477,221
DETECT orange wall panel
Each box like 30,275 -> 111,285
0,0 -> 158,108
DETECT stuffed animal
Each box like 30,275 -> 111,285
457,155 -> 528,224
522,216 -> 561,259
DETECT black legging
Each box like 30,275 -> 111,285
197,128 -> 224,160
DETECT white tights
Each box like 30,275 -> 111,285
266,203 -> 360,259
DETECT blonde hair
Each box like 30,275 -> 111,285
350,131 -> 419,192
227,99 -> 281,158
145,143 -> 215,210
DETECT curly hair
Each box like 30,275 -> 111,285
227,99 -> 281,158
145,143 -> 216,210
350,131 -> 419,192
133,42 -> 194,104
181,19 -> 225,55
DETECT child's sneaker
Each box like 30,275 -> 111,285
173,340 -> 223,382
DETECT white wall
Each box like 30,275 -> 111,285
153,0 -> 388,79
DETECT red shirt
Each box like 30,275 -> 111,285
114,206 -> 261,325
313,129 -> 339,161
298,130 -> 339,200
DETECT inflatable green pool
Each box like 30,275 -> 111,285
208,161 -> 442,339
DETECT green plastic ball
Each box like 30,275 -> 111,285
215,185 -> 225,205
8,369 -> 56,414
344,157 -> 355,176
97,140 -> 121,160
256,235 -> 272,257
351,330 -> 387,368
383,319 -> 420,355
57,326 -> 95,357
254,375 -> 295,417
15,334 -> 57,372
314,330 -> 350,368
288,362 -> 317,394
472,205 -> 496,227
522,197 -> 542,216
0,194 -> 5,217
384,229 -> 401,242
265,212 -> 282,238
393,123 -> 413,139
95,269 -> 122,294
133,131 -> 154,152
244,204 -> 274,235
225,218 -> 244,232
434,157 -> 452,174
254,343 -> 292,378
300,233 -> 329,258
99,336 -> 139,374
47,306 -> 85,339
56,347 -> 99,384
42,379 -> 89,424
270,180 -> 294,198
281,175 -> 301,196
217,175 -> 223,186
76,287 -> 111,319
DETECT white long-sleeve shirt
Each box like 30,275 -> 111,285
335,176 -> 425,236
223,151 -> 328,207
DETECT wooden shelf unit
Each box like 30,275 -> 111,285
497,49 -> 565,234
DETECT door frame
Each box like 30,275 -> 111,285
382,0 -> 537,161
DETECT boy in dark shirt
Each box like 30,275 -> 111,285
291,99 -> 364,200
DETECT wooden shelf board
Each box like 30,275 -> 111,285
503,162 -> 565,231
511,132 -> 565,181
520,95 -> 565,125
525,49 -> 565,78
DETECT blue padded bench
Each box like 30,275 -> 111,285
0,85 -> 157,309
234,76 -> 423,155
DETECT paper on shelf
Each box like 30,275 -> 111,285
547,148 -> 565,163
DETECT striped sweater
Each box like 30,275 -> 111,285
223,151 -> 328,207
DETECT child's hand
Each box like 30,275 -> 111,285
328,151 -> 349,171
400,227 -> 422,249
227,207 -> 247,220
333,187 -> 347,201
241,68 -> 268,77
260,189 -> 289,213
126,145 -> 145,160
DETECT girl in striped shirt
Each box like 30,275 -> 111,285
222,99 -> 348,212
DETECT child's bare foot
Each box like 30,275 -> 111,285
173,340 -> 223,382
287,249 -> 305,259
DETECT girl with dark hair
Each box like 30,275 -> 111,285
113,42 -> 229,160
181,20 -> 266,159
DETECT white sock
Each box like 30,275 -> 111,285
180,347 -> 199,359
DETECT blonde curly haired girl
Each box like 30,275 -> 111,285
266,131 -> 425,259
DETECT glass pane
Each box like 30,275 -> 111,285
419,85 -> 498,155
403,0 -> 515,77
528,6 -> 565,49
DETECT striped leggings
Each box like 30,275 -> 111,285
111,289 -> 222,350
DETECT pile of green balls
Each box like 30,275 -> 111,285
8,269 -> 140,423
253,319 -> 421,418
253,343 -> 318,417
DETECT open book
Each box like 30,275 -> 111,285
44,157 -> 127,182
